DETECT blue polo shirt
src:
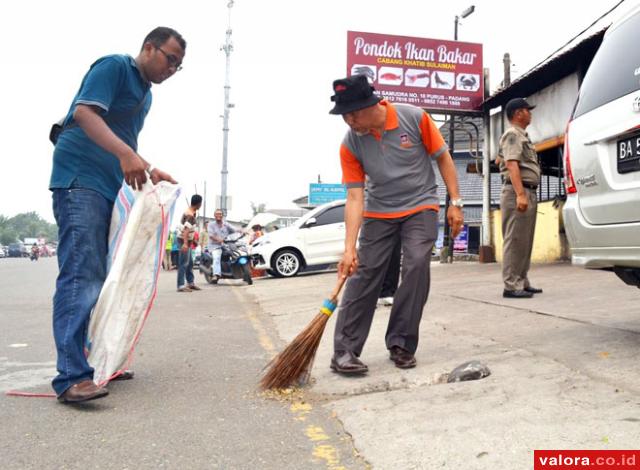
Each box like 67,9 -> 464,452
49,54 -> 152,202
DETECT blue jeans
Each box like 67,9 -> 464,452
177,247 -> 194,288
210,247 -> 222,276
51,188 -> 112,396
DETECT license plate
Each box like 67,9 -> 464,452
617,131 -> 640,174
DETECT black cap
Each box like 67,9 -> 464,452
329,75 -> 382,115
505,97 -> 535,119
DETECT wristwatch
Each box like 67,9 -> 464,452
451,198 -> 464,208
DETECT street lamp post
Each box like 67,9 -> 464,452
454,6 -> 474,41
220,0 -> 234,216
442,4 -> 475,263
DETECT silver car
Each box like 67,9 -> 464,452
563,4 -> 640,287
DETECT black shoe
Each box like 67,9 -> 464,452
330,351 -> 368,375
389,346 -> 417,369
503,289 -> 533,298
111,370 -> 135,381
524,286 -> 543,294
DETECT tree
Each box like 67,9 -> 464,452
0,228 -> 18,245
0,212 -> 58,243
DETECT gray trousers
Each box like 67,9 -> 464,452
501,185 -> 537,291
333,210 -> 438,356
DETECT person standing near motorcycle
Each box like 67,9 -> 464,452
30,244 -> 40,262
207,209 -> 236,282
177,194 -> 202,292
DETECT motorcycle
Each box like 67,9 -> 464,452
199,232 -> 253,285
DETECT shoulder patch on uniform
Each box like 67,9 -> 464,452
507,134 -> 517,146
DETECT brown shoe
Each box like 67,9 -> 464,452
188,284 -> 202,291
177,286 -> 192,292
389,346 -> 417,369
330,351 -> 368,375
57,380 -> 109,403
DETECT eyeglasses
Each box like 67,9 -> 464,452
155,46 -> 183,71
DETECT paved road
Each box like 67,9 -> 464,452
246,262 -> 640,469
0,257 -> 367,469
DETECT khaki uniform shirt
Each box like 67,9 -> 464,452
498,125 -> 541,185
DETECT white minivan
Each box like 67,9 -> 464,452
250,200 -> 345,277
563,4 -> 640,287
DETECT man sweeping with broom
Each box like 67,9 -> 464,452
260,75 -> 464,389
329,74 -> 464,375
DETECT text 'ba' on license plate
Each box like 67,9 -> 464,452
617,131 -> 640,173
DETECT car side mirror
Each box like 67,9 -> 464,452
304,217 -> 317,228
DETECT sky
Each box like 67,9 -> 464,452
1,0 -> 634,226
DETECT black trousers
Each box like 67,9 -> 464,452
333,210 -> 438,356
379,236 -> 401,298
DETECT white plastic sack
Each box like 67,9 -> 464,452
88,180 -> 181,386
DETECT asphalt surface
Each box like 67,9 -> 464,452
0,257 -> 367,469
246,262 -> 640,469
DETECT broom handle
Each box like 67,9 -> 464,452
328,274 -> 349,304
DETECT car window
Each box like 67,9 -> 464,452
313,205 -> 345,226
574,12 -> 640,118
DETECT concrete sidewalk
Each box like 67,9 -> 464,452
243,262 -> 640,469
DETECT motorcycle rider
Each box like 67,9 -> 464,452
30,244 -> 40,261
207,209 -> 236,282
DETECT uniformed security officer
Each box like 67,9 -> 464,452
498,97 -> 543,299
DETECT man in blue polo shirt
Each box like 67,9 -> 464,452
49,27 -> 185,403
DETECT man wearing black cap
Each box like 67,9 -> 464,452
498,97 -> 543,299
328,74 -> 463,375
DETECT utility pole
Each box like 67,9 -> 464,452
442,4 -> 475,264
503,53 -> 512,88
203,180 -> 207,221
480,67 -> 495,262
220,0 -> 234,216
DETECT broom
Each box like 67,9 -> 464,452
260,274 -> 349,390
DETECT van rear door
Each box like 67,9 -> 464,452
570,9 -> 640,225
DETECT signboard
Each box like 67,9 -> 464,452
453,225 -> 468,253
435,225 -> 468,253
347,31 -> 483,112
309,183 -> 347,205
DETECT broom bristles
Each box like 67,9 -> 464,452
260,275 -> 348,391
260,312 -> 330,390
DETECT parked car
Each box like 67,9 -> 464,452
250,200 -> 346,277
0,246 -> 5,258
7,242 -> 27,258
563,4 -> 640,287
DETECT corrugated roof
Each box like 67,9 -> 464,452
483,29 -> 606,109
436,159 -> 501,205
483,1 -> 634,108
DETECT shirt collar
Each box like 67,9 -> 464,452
380,100 -> 399,131
128,55 -> 151,86
512,124 -> 527,136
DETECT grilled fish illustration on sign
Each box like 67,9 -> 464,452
380,72 -> 402,81
406,72 -> 430,84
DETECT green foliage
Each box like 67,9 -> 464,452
0,212 -> 58,244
